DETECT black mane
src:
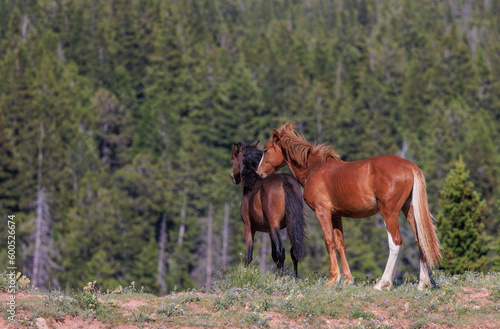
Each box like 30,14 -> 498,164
242,144 -> 263,173
239,142 -> 263,193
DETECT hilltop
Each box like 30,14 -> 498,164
1,269 -> 499,328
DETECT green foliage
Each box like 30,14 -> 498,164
0,0 -> 499,294
157,302 -> 185,317
348,304 -> 375,320
437,158 -> 489,274
213,289 -> 246,311
0,107 -> 18,214
491,197 -> 500,270
0,271 -> 31,292
73,281 -> 100,312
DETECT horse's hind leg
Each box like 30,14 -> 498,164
290,247 -> 298,278
269,227 -> 285,273
243,223 -> 256,266
374,204 -> 402,291
270,237 -> 278,265
402,201 -> 431,290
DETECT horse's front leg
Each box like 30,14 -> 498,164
315,207 -> 342,288
332,216 -> 354,286
243,223 -> 256,266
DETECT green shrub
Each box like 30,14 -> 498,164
73,281 -> 100,312
0,271 -> 31,292
157,302 -> 184,317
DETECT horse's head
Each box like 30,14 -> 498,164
231,143 -> 243,184
232,141 -> 262,184
257,127 -> 288,177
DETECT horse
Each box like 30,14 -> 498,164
256,123 -> 441,290
231,141 -> 306,277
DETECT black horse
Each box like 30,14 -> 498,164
231,141 -> 306,277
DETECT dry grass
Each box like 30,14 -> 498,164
1,268 -> 499,328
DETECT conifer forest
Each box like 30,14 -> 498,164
1,0 -> 500,295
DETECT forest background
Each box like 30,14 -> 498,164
0,0 -> 499,296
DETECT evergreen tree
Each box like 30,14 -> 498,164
3,0 -> 500,292
436,158 -> 489,274
1,6 -> 22,54
93,88 -> 132,170
463,109 -> 499,232
62,172 -> 128,289
0,107 -> 19,215
0,107 -> 19,268
492,235 -> 500,271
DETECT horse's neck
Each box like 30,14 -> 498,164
285,155 -> 312,187
241,170 -> 260,194
286,153 -> 336,186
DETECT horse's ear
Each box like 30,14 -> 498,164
272,129 -> 280,143
284,122 -> 294,131
254,140 -> 260,148
233,143 -> 239,155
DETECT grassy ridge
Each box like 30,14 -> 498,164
1,266 -> 500,328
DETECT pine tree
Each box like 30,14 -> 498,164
463,109 -> 499,232
0,106 -> 19,268
93,88 -> 132,170
62,172 -> 128,289
492,234 -> 500,272
436,158 -> 489,274
0,107 -> 19,215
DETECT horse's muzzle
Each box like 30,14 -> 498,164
257,169 -> 267,178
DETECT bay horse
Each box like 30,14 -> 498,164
257,123 -> 441,290
231,141 -> 306,277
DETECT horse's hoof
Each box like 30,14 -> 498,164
373,281 -> 391,291
417,282 -> 428,291
343,277 -> 354,286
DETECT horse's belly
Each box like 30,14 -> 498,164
331,187 -> 379,218
333,202 -> 379,218
304,184 -> 379,218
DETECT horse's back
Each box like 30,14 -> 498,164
366,155 -> 417,189
259,173 -> 301,228
305,154 -> 416,217
326,154 -> 416,181
262,173 -> 299,189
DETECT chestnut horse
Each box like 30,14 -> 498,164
231,141 -> 306,277
257,123 -> 441,290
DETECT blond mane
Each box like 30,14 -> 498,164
277,124 -> 340,167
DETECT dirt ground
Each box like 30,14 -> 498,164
1,289 -> 498,329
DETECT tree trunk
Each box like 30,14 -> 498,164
221,200 -> 229,268
33,186 -> 45,288
33,121 -> 50,288
21,14 -> 29,39
177,164 -> 189,245
260,234 -> 268,271
316,94 -> 323,143
157,212 -> 168,295
399,138 -> 409,159
335,60 -> 342,99
205,202 -> 213,287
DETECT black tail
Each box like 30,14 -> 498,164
283,182 -> 306,262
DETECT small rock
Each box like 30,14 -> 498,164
36,317 -> 49,329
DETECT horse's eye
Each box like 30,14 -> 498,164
264,149 -> 267,153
